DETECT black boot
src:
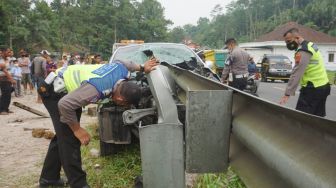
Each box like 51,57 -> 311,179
39,178 -> 68,187
134,176 -> 143,188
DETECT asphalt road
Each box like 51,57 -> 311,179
257,81 -> 336,121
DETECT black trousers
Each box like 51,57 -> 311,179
40,93 -> 88,188
229,78 -> 247,91
296,83 -> 331,117
0,80 -> 12,113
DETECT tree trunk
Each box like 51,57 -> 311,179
9,31 -> 12,49
293,0 -> 296,9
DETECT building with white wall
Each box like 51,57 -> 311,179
239,22 -> 336,70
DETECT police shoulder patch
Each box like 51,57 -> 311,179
295,53 -> 302,64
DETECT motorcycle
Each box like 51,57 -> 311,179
245,73 -> 260,95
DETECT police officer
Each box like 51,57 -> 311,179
221,38 -> 251,90
280,28 -> 331,117
38,59 -> 158,188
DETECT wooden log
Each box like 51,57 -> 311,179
13,102 -> 49,118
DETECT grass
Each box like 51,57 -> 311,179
195,167 -> 246,188
81,124 -> 142,188
83,124 -> 245,188
1,124 -> 244,188
327,71 -> 336,85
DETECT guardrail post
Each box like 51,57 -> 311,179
139,123 -> 184,188
140,66 -> 184,188
186,90 -> 232,173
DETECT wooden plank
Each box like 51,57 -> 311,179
13,102 -> 49,118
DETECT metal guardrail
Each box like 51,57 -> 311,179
139,66 -> 185,188
164,64 -> 336,188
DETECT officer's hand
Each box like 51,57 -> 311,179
279,95 -> 289,105
74,127 -> 91,145
144,59 -> 159,74
10,79 -> 16,85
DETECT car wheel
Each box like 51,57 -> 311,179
271,79 -> 275,82
284,80 -> 288,83
252,85 -> 258,94
100,140 -> 123,156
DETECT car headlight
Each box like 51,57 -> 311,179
269,68 -> 277,72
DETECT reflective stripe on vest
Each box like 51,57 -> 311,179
296,42 -> 329,87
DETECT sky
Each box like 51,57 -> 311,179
158,0 -> 234,27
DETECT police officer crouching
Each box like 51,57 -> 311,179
221,38 -> 251,91
37,59 -> 158,188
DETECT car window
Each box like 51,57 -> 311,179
268,56 -> 291,64
111,44 -> 199,65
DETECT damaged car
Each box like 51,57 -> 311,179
98,43 -> 219,156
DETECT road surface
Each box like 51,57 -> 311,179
257,81 -> 336,120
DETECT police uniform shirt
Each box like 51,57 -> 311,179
222,46 -> 250,79
285,50 -> 311,96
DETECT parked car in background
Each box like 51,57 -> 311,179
260,54 -> 292,82
98,43 -> 219,156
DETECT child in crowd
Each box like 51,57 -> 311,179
10,60 -> 22,97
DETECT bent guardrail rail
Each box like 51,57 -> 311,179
164,63 -> 336,188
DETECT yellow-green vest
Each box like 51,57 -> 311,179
61,64 -> 103,92
59,63 -> 129,98
296,41 -> 329,88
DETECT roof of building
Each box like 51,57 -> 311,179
255,22 -> 336,43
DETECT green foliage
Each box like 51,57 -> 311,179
195,167 -> 246,188
0,0 -> 171,58
168,0 -> 336,48
81,124 -> 142,188
3,0 -> 334,54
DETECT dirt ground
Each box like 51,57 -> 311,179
0,92 -> 97,187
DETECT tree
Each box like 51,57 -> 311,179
168,27 -> 186,43
0,0 -> 31,50
135,0 -> 172,42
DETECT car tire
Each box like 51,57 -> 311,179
284,80 -> 288,83
271,79 -> 275,82
252,85 -> 258,94
100,140 -> 123,156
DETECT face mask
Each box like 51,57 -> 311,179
286,40 -> 299,51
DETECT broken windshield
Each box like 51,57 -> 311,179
110,43 -> 199,65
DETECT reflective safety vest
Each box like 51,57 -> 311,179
62,61 -> 129,98
296,41 -> 329,88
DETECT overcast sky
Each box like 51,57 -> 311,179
158,0 -> 234,27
